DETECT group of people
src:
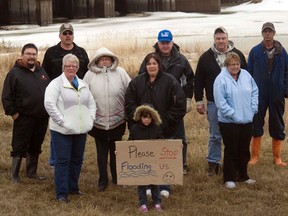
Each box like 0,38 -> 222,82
195,22 -> 288,190
2,21 -> 288,212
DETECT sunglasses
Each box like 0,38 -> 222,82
62,31 -> 73,36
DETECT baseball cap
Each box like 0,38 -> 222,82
158,29 -> 173,42
214,26 -> 228,35
59,23 -> 74,34
261,22 -> 275,32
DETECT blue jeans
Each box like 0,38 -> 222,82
50,130 -> 86,199
50,140 -> 84,166
206,101 -> 222,164
49,140 -> 55,166
138,185 -> 161,206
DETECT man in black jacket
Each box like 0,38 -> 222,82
194,27 -> 247,177
2,43 -> 50,183
139,29 -> 194,178
42,23 -> 89,168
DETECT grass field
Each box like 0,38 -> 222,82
0,38 -> 288,216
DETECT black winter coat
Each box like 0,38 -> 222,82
2,60 -> 50,118
42,42 -> 89,79
194,47 -> 247,102
139,43 -> 194,99
128,123 -> 164,140
125,72 -> 186,137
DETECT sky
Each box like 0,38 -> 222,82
0,0 -> 287,51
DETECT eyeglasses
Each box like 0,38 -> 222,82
23,52 -> 37,57
62,31 -> 73,36
64,65 -> 78,69
228,63 -> 240,67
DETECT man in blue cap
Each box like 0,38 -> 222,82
139,29 -> 194,197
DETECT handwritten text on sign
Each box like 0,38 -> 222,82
116,139 -> 183,185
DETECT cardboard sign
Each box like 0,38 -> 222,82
116,139 -> 183,185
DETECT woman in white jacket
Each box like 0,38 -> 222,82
44,54 -> 96,202
84,47 -> 131,192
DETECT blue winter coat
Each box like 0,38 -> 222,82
213,68 -> 258,124
247,41 -> 288,101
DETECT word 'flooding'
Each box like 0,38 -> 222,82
121,161 -> 152,172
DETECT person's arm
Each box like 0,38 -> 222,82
2,70 -> 18,117
182,56 -> 195,113
124,80 -> 139,128
213,75 -> 234,118
164,78 -> 186,126
250,75 -> 259,113
194,56 -> 206,114
42,49 -> 52,79
44,81 -> 64,126
282,48 -> 288,98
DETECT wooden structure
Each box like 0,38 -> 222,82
0,0 -> 229,26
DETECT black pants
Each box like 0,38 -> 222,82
219,122 -> 252,182
95,136 -> 121,187
11,114 -> 48,157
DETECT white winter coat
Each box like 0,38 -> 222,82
84,47 -> 131,130
44,73 -> 96,134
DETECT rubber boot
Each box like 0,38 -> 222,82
272,139 -> 287,167
26,153 -> 47,180
11,156 -> 22,184
248,136 -> 261,165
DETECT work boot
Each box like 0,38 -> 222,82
11,156 -> 22,184
208,162 -> 219,177
248,136 -> 261,165
272,139 -> 287,167
26,153 -> 47,180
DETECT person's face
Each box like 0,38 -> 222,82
214,32 -> 228,52
141,115 -> 152,126
146,57 -> 159,78
21,48 -> 38,69
157,41 -> 173,56
63,60 -> 78,81
98,56 -> 113,67
227,59 -> 240,77
262,28 -> 275,42
59,30 -> 74,46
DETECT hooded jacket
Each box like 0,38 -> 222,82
139,43 -> 194,99
129,105 -> 164,140
84,47 -> 131,131
125,69 -> 186,137
194,41 -> 247,103
2,59 -> 50,118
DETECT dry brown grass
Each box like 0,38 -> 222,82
1,38 -> 288,216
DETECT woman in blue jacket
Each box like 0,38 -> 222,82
214,52 -> 258,189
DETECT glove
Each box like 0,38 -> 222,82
186,98 -> 192,113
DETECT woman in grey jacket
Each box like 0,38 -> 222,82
84,47 -> 131,192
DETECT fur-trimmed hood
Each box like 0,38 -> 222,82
133,105 -> 162,125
